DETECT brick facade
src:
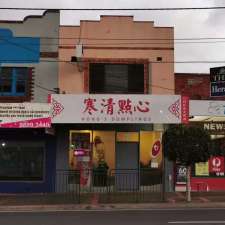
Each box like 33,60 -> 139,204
175,73 -> 210,100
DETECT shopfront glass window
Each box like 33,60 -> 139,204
0,142 -> 44,181
192,138 -> 225,178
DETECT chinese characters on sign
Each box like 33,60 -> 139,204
51,94 -> 187,124
82,97 -> 151,122
181,96 -> 189,124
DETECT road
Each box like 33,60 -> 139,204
0,208 -> 225,225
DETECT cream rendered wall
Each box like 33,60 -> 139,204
59,16 -> 174,95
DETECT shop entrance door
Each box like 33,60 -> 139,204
115,142 -> 139,191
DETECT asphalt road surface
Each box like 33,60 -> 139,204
1,208 -> 225,225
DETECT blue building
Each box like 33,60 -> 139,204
0,10 -> 59,193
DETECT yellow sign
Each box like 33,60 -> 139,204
195,162 -> 209,176
116,132 -> 139,142
140,131 -> 162,167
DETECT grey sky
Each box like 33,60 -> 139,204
0,0 -> 225,73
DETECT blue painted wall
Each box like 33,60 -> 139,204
0,28 -> 40,63
0,129 -> 56,193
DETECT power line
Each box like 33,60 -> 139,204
3,31 -> 225,42
151,84 -> 174,91
0,37 -> 71,66
3,36 -> 225,44
1,59 -> 225,64
0,7 -> 225,11
1,29 -> 225,65
3,38 -> 225,45
2,41 -> 225,46
0,37 -> 38,53
35,84 -> 58,93
4,38 -> 225,46
40,37 -> 225,41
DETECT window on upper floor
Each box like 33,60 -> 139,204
89,63 -> 145,94
0,67 -> 30,97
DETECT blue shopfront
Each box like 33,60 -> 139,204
0,28 -> 56,193
0,129 -> 56,193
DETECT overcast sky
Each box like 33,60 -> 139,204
1,0 -> 225,73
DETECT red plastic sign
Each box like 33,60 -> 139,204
151,140 -> 161,158
209,156 -> 225,176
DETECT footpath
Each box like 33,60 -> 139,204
0,192 -> 225,211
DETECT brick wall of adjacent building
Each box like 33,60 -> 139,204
175,72 -> 225,100
175,73 -> 210,100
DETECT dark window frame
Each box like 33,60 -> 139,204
0,67 -> 33,102
89,63 -> 145,94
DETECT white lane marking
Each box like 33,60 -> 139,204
168,221 -> 225,224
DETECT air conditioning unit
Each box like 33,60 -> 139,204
71,44 -> 83,72
76,44 -> 83,58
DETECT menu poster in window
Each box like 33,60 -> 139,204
195,162 -> 209,176
71,132 -> 92,187
176,165 -> 187,184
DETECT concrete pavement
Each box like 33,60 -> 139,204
1,202 -> 225,212
0,192 -> 225,211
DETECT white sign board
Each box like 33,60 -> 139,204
190,100 -> 225,116
0,103 -> 51,128
51,94 -> 188,124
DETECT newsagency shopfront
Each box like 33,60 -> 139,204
175,100 -> 225,192
190,100 -> 225,191
51,94 -> 188,202
0,103 -> 55,193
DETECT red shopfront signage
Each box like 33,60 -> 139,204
51,94 -> 189,124
181,96 -> 189,124
0,103 -> 51,128
209,156 -> 225,176
151,140 -> 161,158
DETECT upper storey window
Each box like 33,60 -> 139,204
89,63 -> 144,94
0,67 -> 30,97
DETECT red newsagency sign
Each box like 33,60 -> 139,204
181,96 -> 189,124
209,156 -> 225,176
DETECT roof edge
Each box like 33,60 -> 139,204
0,10 -> 59,24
